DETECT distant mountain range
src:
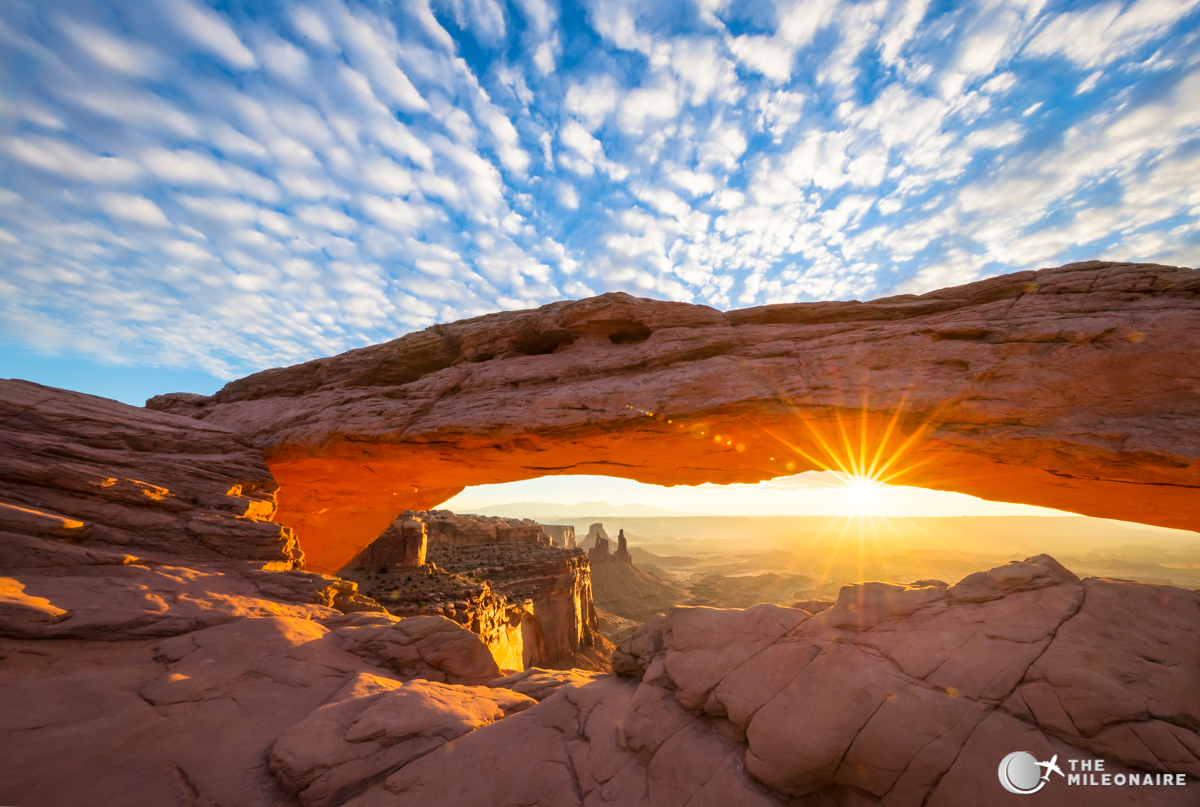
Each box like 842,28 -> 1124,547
461,501 -> 703,519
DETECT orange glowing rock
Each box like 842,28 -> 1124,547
148,261 -> 1200,574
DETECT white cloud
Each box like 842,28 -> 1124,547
339,11 -> 430,112
728,35 -> 795,82
557,183 -> 580,210
257,37 -> 310,84
533,38 -> 559,74
141,149 -> 279,201
290,6 -> 337,50
5,136 -> 142,183
164,0 -> 258,69
296,204 -> 357,233
586,0 -> 656,54
618,86 -> 679,136
361,194 -> 440,231
513,0 -> 558,35
434,0 -> 508,44
95,193 -> 172,227
1025,0 -> 1199,69
565,74 -> 620,131
58,19 -> 163,77
3,0 -> 1198,385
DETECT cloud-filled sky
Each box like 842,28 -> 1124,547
1,0 -> 1198,387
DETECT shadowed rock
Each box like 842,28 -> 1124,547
346,516 -> 427,570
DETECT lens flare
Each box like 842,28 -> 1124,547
837,474 -> 885,516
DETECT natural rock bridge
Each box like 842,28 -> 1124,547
152,260 -> 1200,574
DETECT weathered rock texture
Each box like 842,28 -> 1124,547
336,559 -> 532,671
331,556 -> 1196,807
149,262 -> 1200,574
1,380 -> 1197,806
542,524 -> 577,548
1,379 -> 302,572
0,383 -> 523,807
0,380 -> 386,641
424,538 -> 604,670
346,515 -> 427,569
340,510 -> 605,671
415,509 -> 553,547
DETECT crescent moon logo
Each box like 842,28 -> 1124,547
998,751 -> 1047,795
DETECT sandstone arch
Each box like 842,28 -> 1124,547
151,261 -> 1200,574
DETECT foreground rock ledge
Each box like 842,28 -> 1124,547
3,554 -> 1196,807
149,261 -> 1200,573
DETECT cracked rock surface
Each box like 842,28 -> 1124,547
345,555 -> 1196,807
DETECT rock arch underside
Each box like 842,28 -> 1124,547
4,260 -> 1200,807
152,260 -> 1200,574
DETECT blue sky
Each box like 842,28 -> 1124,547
2,0 -> 1199,403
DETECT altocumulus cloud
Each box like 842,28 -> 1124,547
0,0 -> 1198,378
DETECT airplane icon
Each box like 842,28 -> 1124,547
1036,755 -> 1065,781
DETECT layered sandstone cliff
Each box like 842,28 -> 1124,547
147,261 -> 1200,575
344,515 -> 427,569
542,524 -> 576,548
0,379 -> 385,639
337,509 -> 604,671
414,509 -> 553,546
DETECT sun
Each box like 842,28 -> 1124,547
838,474 -> 885,516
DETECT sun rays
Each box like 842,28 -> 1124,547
748,388 -> 982,597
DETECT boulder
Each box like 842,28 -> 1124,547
329,557 -> 1197,807
328,612 -> 503,685
269,672 -> 536,807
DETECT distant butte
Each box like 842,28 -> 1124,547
149,261 -> 1200,574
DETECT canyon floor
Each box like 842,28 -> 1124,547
570,514 -> 1200,640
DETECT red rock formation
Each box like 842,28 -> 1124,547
415,509 -> 552,546
0,380 -> 391,639
0,382 -> 521,806
3,380 -> 1199,806
1,379 -> 302,571
581,522 -> 608,551
340,510 -> 603,670
335,556 -> 1198,807
542,524 -> 576,548
588,535 -> 610,563
148,261 -> 1200,575
419,521 -> 603,669
345,515 -> 427,569
614,529 -> 632,564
